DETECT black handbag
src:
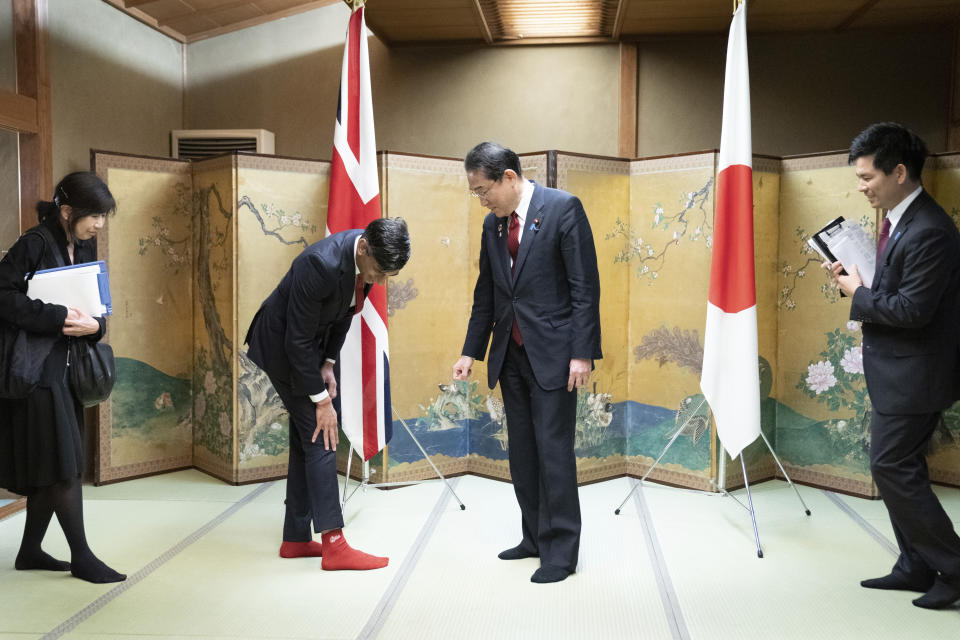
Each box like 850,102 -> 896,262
0,228 -> 59,399
67,338 -> 115,407
0,324 -> 57,399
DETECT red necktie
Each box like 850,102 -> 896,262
876,217 -> 891,265
353,274 -> 365,315
508,212 -> 523,345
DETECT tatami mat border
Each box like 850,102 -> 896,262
39,482 -> 274,640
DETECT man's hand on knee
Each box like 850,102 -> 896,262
312,398 -> 339,450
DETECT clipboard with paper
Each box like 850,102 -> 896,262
807,216 -> 875,288
26,260 -> 112,317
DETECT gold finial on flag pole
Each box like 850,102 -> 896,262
733,0 -> 743,14
351,0 -> 365,11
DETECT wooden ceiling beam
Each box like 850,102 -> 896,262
612,0 -> 627,39
471,0 -> 493,44
156,0 -> 265,27
180,0 -> 342,42
102,0 -> 960,45
835,0 -> 882,31
102,0 -> 189,42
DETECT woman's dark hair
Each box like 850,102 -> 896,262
362,217 -> 411,272
37,171 -> 116,230
464,142 -> 523,182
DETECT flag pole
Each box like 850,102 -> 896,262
740,455 -> 763,558
613,397 -> 714,515
341,407 -> 467,511
710,408 -> 720,490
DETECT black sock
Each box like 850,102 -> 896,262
51,477 -> 125,584
15,489 -> 70,571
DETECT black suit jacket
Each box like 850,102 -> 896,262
462,181 -> 602,391
850,190 -> 960,415
245,229 -> 365,396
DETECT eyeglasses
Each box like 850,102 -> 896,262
470,186 -> 491,200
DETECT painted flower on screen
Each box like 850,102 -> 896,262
840,346 -> 863,375
806,360 -> 837,395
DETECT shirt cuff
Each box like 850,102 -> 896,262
309,390 -> 330,403
325,358 -> 336,365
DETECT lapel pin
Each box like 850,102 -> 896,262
531,218 -> 541,232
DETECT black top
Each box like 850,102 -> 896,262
0,215 -> 105,494
245,229 -> 364,396
850,189 -> 960,415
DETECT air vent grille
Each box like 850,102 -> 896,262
171,129 -> 275,160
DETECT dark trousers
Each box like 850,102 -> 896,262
269,375 -> 344,541
870,409 -> 960,583
499,340 -> 581,572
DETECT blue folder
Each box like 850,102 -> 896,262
31,260 -> 112,316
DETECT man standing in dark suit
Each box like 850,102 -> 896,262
453,142 -> 602,584
827,122 -> 960,609
245,217 -> 410,571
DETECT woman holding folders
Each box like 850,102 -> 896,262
0,171 -> 124,583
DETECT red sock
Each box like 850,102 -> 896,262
320,529 -> 389,571
279,540 -> 323,558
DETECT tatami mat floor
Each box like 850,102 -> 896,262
1,470 -> 959,639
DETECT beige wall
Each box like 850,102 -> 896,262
42,2 -> 954,178
369,41 -> 619,158
637,28 -> 953,158
187,9 -> 951,161
185,3 -> 350,161
48,0 -> 183,179
184,3 -> 619,159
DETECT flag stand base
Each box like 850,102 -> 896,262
340,407 -> 466,510
613,409 -> 810,557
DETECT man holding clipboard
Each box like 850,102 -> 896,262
825,123 -> 960,609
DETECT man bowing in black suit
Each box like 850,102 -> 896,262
246,217 -> 410,571
453,142 -> 602,584
826,122 -> 960,609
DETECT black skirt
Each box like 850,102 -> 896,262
0,339 -> 84,495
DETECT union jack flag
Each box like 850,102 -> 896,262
327,6 -> 391,460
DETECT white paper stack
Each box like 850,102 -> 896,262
27,260 -> 112,317
807,217 -> 876,288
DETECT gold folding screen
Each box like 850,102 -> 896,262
94,153 -> 194,483
92,149 -> 960,497
93,151 -> 330,484
924,154 -> 960,488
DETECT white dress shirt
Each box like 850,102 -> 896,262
309,236 -> 361,403
885,185 -> 923,235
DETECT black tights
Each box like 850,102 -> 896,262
16,475 -> 125,583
